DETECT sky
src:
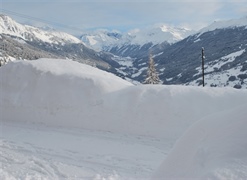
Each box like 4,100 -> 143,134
1,0 -> 247,36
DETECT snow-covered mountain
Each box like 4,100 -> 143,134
80,29 -> 122,51
0,14 -> 119,70
0,14 -> 81,44
80,24 -> 193,52
79,17 -> 247,89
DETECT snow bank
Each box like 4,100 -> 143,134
1,58 -> 247,179
1,59 -> 247,141
153,103 -> 247,179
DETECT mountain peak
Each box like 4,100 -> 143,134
0,14 -> 81,44
0,14 -> 25,34
0,14 -> 12,21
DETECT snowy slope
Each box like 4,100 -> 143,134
187,49 -> 247,88
1,58 -> 247,179
0,14 -> 81,44
198,16 -> 247,35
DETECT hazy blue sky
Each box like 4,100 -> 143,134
1,0 -> 247,35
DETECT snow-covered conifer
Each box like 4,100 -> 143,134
143,54 -> 160,84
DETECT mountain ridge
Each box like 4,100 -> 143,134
0,14 -> 117,71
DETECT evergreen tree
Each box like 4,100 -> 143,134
144,54 -> 160,84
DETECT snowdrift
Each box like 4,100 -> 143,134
1,59 -> 247,141
153,103 -> 247,179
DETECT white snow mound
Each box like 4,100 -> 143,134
153,103 -> 247,179
1,58 -> 247,141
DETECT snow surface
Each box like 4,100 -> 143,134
0,122 -> 169,179
153,103 -> 247,179
1,58 -> 247,179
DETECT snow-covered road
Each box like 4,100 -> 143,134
0,122 -> 171,179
